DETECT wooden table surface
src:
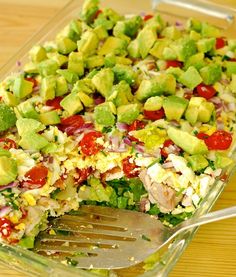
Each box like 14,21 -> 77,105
0,0 -> 236,276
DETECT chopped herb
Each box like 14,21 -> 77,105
102,126 -> 112,133
66,257 -> 78,267
176,187 -> 185,196
141,234 -> 151,241
100,150 -> 107,157
193,130 -> 198,135
147,159 -> 159,168
208,160 -> 216,170
54,135 -> 58,142
56,230 -> 71,236
50,188 -> 61,199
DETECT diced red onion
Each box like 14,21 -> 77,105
116,122 -> 129,131
209,97 -> 222,105
110,136 -> 119,150
73,123 -> 94,134
123,137 -> 132,146
0,182 -> 18,192
93,94 -> 105,105
0,206 -> 12,217
16,61 -> 21,67
175,21 -> 183,26
216,120 -> 224,130
162,161 -> 174,169
170,120 -> 180,127
135,144 -> 145,153
220,79 -> 230,85
33,85 -> 40,92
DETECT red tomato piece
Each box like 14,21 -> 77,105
59,115 -> 85,136
144,108 -> 165,121
21,165 -> 48,189
230,58 -> 236,62
46,97 -> 63,110
215,37 -> 226,49
0,217 -> 12,238
205,130 -> 232,150
166,60 -> 183,69
196,84 -> 216,100
143,14 -> 153,21
0,138 -> 17,150
197,132 -> 209,140
128,120 -> 146,142
94,9 -> 102,19
25,77 -> 38,88
122,156 -> 140,178
160,139 -> 174,158
75,167 -> 93,185
79,131 -> 104,156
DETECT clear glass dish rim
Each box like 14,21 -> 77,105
0,1 -> 235,276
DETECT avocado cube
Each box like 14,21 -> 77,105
80,0 -> 100,23
228,39 -> 236,51
163,95 -> 188,121
47,52 -> 68,67
86,55 -> 104,69
19,133 -> 49,151
94,102 -> 116,126
78,91 -> 94,107
92,68 -> 114,98
112,64 -> 136,85
167,127 -> 208,155
144,96 -> 163,111
149,39 -> 169,59
94,25 -> 108,40
179,66 -> 202,89
57,69 -> 78,84
184,53 -> 206,71
200,64 -> 222,85
117,103 -> 140,124
162,47 -> 177,61
29,45 -> 47,63
72,78 -> 95,95
17,101 -> 39,120
137,26 -> 157,58
77,31 -> 99,56
13,76 -> 33,99
187,154 -> 209,172
189,30 -> 201,41
1,90 -> 19,107
16,118 -> 45,136
0,156 -> 17,186
60,93 -> 83,115
56,37 -> 77,55
68,52 -> 84,76
39,110 -> 61,125
98,36 -> 127,56
186,18 -> 202,33
40,76 -> 56,101
127,39 -> 140,58
18,236 -> 35,249
197,38 -> 216,53
109,81 -> 133,107
215,152 -> 233,169
201,22 -> 220,38
37,59 -> 59,77
23,62 -> 39,74
198,101 -> 215,122
161,26 -> 181,40
173,38 -> 197,62
0,148 -> 11,158
225,61 -> 236,76
185,105 -> 199,125
55,76 -> 68,96
165,67 -> 184,81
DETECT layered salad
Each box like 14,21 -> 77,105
0,0 -> 235,254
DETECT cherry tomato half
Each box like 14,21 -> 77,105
205,130 -> 232,150
128,120 -> 146,142
160,139 -> 174,158
215,37 -> 226,50
122,156 -> 140,178
46,97 -> 63,110
79,131 -> 104,156
20,165 -> 48,189
0,138 -> 17,150
166,60 -> 183,69
75,167 -> 93,185
196,84 -> 216,100
25,77 -> 38,88
58,115 -> 85,136
143,14 -> 153,21
144,108 -> 165,121
0,217 -> 12,238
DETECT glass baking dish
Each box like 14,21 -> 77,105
0,0 -> 236,276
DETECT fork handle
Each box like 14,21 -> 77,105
175,206 -> 236,235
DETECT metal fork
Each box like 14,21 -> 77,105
34,205 -> 236,269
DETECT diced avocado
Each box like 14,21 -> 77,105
39,111 -> 61,125
215,152 -> 233,169
18,236 -> 35,249
186,18 -> 202,33
228,39 -> 236,51
162,47 -> 177,60
40,76 -> 56,101
0,156 -> 17,186
68,52 -> 84,76
201,22 -> 220,38
77,31 -> 99,56
189,30 -> 201,41
112,64 -> 136,85
0,90 -> 19,107
149,39 -> 169,59
161,26 -> 181,40
94,7 -> 123,30
200,64 -> 222,85
165,67 -> 184,81
60,93 -> 83,115
16,118 -> 45,136
179,66 -> 202,89
23,62 -> 39,74
117,103 -> 140,124
78,91 -> 94,107
86,55 -> 104,69
0,148 -> 11,158
198,101 -> 215,122
55,76 -> 68,96
80,0 -> 99,23
17,101 -> 39,120
171,38 -> 197,62
187,154 -> 209,172
0,103 -> 17,131
19,132 -> 49,151
37,59 -> 59,77
98,36 -> 127,56
127,39 -> 140,58
29,45 -> 47,63
184,53 -> 206,71
92,68 -> 114,98
57,69 -> 78,84
167,127 -> 208,155
108,81 -> 133,107
144,14 -> 166,32
230,74 -> 236,93
114,15 -> 142,39
144,96 -> 163,111
94,25 -> 108,40
136,73 -> 176,101
94,102 -> 116,126
225,61 -> 236,76
47,52 -> 68,67
13,76 -> 33,99
56,20 -> 81,42
116,56 -> 132,65
72,78 -> 95,95
56,37 -> 77,55
163,96 -> 188,121
197,38 -> 216,53
137,26 -> 157,58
